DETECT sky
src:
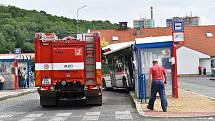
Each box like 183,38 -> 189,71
1,0 -> 215,27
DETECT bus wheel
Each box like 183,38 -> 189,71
123,77 -> 129,93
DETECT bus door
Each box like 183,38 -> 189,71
108,59 -> 116,87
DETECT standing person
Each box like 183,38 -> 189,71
21,67 -> 27,89
203,67 -> 206,75
30,71 -> 35,87
0,74 -> 4,90
18,68 -> 22,88
198,66 -> 202,75
147,59 -> 168,112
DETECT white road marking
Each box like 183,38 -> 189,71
0,114 -> 13,119
82,112 -> 101,121
25,113 -> 43,118
55,113 -> 72,117
0,112 -> 25,115
48,117 -> 68,121
18,118 -> 35,121
198,117 -> 208,120
115,111 -> 133,120
85,112 -> 101,116
208,117 -> 214,120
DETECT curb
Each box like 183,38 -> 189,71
129,91 -> 145,116
209,78 -> 215,81
178,75 -> 209,77
181,88 -> 215,101
129,91 -> 215,118
0,89 -> 38,101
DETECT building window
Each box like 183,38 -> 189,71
112,36 -> 119,41
206,32 -> 213,38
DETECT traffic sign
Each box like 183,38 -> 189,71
173,21 -> 184,33
14,48 -> 21,54
14,48 -> 21,59
173,32 -> 184,42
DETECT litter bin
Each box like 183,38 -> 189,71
0,74 -> 4,90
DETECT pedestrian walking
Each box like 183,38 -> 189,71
147,59 -> 168,112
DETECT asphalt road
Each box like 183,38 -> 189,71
178,76 -> 215,99
0,89 -> 213,121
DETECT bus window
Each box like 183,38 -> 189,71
116,62 -> 124,72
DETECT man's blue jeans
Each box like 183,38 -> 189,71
148,80 -> 167,111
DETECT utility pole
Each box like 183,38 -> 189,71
77,5 -> 87,34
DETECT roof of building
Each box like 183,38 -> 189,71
93,25 -> 215,56
184,25 -> 215,56
135,36 -> 172,45
0,53 -> 35,60
102,41 -> 134,55
95,27 -> 172,44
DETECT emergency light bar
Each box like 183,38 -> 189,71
35,33 -> 58,42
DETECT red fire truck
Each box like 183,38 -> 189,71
34,33 -> 102,107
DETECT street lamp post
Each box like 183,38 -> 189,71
77,5 -> 87,34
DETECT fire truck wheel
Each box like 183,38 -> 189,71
86,95 -> 102,106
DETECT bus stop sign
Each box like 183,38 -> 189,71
173,21 -> 184,33
14,48 -> 21,54
14,48 -> 21,59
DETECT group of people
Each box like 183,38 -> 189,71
198,66 -> 207,75
18,67 -> 35,89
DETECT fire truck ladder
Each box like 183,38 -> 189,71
85,36 -> 96,85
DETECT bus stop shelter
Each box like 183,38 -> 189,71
134,36 -> 178,102
0,54 -> 33,90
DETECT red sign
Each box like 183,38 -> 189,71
75,48 -> 83,56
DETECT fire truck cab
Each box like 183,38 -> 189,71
34,33 -> 102,107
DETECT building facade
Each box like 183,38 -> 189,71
94,25 -> 215,75
166,16 -> 200,27
133,18 -> 155,28
177,47 -> 211,75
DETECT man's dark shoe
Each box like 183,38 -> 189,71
147,105 -> 153,110
163,109 -> 167,112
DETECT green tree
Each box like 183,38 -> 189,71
0,5 -> 119,53
0,33 -> 6,53
15,29 -> 27,49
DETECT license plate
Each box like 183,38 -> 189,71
42,78 -> 51,85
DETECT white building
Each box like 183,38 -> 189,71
177,46 -> 211,75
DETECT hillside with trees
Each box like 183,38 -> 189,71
0,5 -> 119,53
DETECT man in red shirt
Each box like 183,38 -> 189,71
147,59 -> 167,112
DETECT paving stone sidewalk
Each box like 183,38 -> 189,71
0,87 -> 37,101
130,89 -> 215,118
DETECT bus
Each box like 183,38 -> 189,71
102,42 -> 134,91
211,58 -> 215,77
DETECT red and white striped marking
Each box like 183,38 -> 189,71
35,63 -> 84,70
35,62 -> 101,70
